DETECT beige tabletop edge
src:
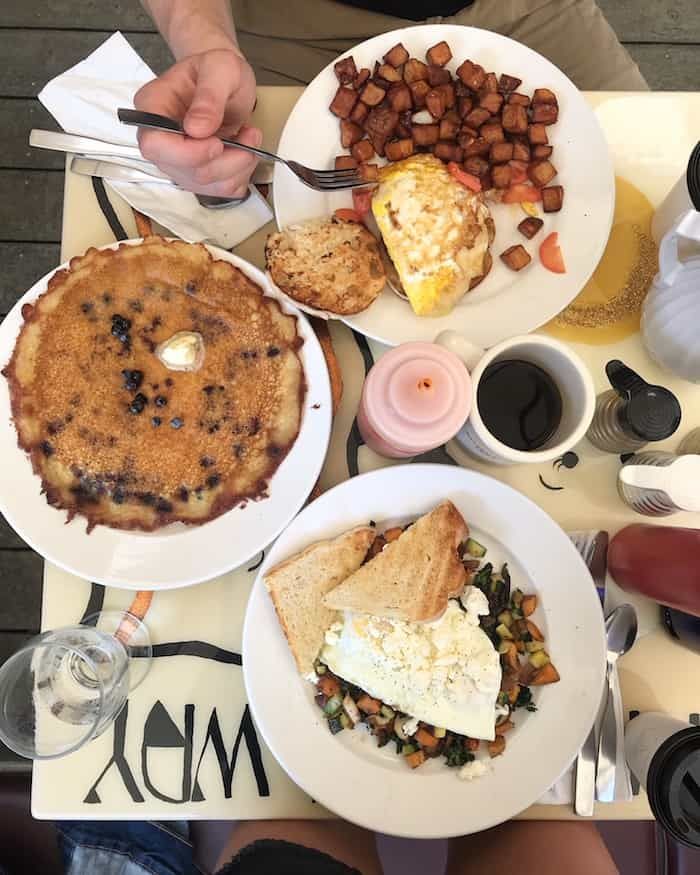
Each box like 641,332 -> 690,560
56,88 -> 700,822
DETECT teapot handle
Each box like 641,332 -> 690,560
657,209 -> 700,288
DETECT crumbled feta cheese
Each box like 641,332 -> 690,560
458,759 -> 489,781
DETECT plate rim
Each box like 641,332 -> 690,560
272,23 -> 615,348
0,238 -> 332,589
243,463 -> 607,838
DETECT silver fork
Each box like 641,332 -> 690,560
117,108 -> 365,192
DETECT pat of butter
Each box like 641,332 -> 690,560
156,331 -> 205,372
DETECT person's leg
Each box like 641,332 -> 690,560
214,818 -> 383,875
447,820 -> 619,875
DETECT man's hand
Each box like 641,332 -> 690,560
134,47 -> 260,198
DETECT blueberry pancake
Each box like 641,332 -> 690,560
2,237 -> 306,532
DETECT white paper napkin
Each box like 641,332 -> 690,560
38,32 -> 273,249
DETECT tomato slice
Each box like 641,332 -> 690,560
501,184 -> 542,204
352,187 -> 373,218
539,232 -> 567,274
447,161 -> 482,192
508,160 -> 528,185
333,208 -> 362,223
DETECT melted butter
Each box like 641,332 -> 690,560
156,331 -> 205,371
544,177 -> 657,345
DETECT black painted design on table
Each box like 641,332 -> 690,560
91,177 -> 129,241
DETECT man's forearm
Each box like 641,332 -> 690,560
140,0 -> 239,60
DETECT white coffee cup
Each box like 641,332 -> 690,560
436,332 -> 595,465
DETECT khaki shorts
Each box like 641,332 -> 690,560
232,0 -> 647,90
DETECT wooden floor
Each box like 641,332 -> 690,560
0,0 -> 698,691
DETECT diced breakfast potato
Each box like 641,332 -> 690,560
403,58 -> 429,83
488,736 -> 506,758
428,64 -> 451,87
350,100 -> 368,124
521,594 -> 538,616
335,155 -> 358,170
517,217 -> 544,239
434,142 -> 463,163
507,92 -> 530,108
384,138 -> 415,161
457,96 -> 473,118
365,106 -> 399,139
532,103 -> 559,125
359,162 -> 380,182
542,184 -> 564,213
437,82 -> 456,109
384,42 -> 409,67
426,88 -> 447,119
528,160 -> 557,186
351,139 -> 375,162
415,727 -> 439,751
533,144 -> 553,159
406,749 -> 426,769
500,244 -> 532,271
317,674 -> 340,698
340,120 -> 364,148
480,122 -> 505,144
533,88 -> 558,105
464,156 -> 490,177
439,116 -> 460,140
412,123 -> 440,146
378,63 -> 403,83
330,86 -> 358,119
353,68 -> 370,90
528,124 -> 549,145
360,81 -> 386,107
409,79 -> 431,108
457,128 -> 476,149
427,40 -> 453,67
388,81 -> 412,112
512,139 -> 531,162
490,141 -> 513,163
463,137 -> 490,157
465,107 -> 491,129
483,72 -> 499,93
525,619 -> 544,641
495,720 -> 515,735
456,59 -> 486,90
356,694 -> 381,714
368,134 -> 387,156
502,104 -> 528,134
479,91 -> 503,115
491,164 -> 512,189
498,73 -> 522,92
334,56 -> 358,85
396,111 -> 413,138
531,662 -> 561,685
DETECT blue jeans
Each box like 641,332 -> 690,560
57,821 -> 203,875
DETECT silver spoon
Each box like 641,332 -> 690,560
596,604 -> 638,802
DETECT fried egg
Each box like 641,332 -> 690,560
321,586 -> 502,740
371,154 -> 494,317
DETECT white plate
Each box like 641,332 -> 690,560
0,240 -> 332,590
244,464 -> 606,838
273,24 -> 614,347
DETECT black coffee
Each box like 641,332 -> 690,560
477,359 -> 563,451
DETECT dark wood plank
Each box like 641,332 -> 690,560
0,171 -> 63,242
628,43 -> 700,90
1,0 -> 155,30
0,30 -> 172,98
0,632 -> 34,665
598,0 -> 699,44
0,243 -> 62,316
1,99 -> 62,170
0,515 -> 30,551
0,551 -> 43,630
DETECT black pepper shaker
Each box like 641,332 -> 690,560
586,360 -> 681,453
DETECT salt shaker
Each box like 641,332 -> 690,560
586,360 -> 681,454
618,452 -> 700,516
678,428 -> 700,455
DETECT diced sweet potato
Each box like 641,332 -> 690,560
500,244 -> 532,271
378,63 -> 402,83
500,641 -> 520,672
463,137 -> 490,157
495,720 -> 515,735
488,736 -> 506,758
457,96 -> 473,118
439,116 -> 460,140
340,119 -> 364,148
359,163 -> 379,182
406,749 -> 426,769
428,64 -> 451,86
426,88 -> 446,119
532,103 -> 559,125
403,58 -> 429,83
521,594 -> 538,616
412,123 -> 440,146
409,79 -> 431,108
479,91 -> 503,115
465,107 -> 491,129
531,662 -> 561,685
396,110 -> 413,138
528,123 -> 548,145
426,40 -> 452,67
533,87 -> 558,106
518,217 -> 544,239
532,144 -> 553,160
415,727 -> 440,750
542,184 -> 564,213
351,138 -> 375,162
387,81 -> 412,112
502,103 -> 528,134
335,154 -> 358,170
498,73 -> 522,92
334,56 -> 358,85
360,81 -> 386,107
365,106 -> 399,139
350,100 -> 368,124
384,42 -> 409,67
480,122 -> 505,144
317,674 -> 340,697
528,159 -> 557,186
384,138 -> 415,161
511,139 -> 531,162
464,155 -> 490,177
490,141 -> 513,163
330,86 -> 358,119
356,694 -> 381,714
525,619 -> 544,641
456,59 -> 486,91
434,141 -> 463,163
492,164 -> 512,189
437,82 -> 456,109
508,92 -> 530,108
353,68 -> 370,90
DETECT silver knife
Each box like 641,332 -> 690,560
30,129 -> 147,162
70,156 -> 174,185
569,531 -> 608,815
